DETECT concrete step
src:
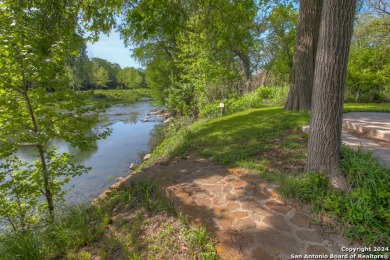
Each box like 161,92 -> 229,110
301,125 -> 390,168
302,123 -> 390,142
342,120 -> 390,142
302,112 -> 390,142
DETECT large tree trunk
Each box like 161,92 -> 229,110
306,0 -> 356,190
285,0 -> 323,111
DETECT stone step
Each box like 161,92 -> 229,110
302,120 -> 390,142
342,120 -> 390,142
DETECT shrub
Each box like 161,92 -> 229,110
200,85 -> 288,118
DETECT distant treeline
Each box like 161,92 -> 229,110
67,49 -> 146,91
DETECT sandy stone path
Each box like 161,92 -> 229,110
116,156 -> 351,260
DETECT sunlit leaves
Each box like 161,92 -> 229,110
0,0 -> 112,230
346,14 -> 390,102
117,67 -> 143,89
0,157 -> 40,231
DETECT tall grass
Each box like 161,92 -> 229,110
339,147 -> 390,243
107,180 -> 176,215
0,203 -> 105,259
0,230 -> 45,260
279,146 -> 390,245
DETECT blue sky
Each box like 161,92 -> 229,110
86,30 -> 141,69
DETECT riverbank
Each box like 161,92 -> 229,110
88,89 -> 151,104
1,104 -> 388,259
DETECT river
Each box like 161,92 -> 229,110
16,99 -> 162,202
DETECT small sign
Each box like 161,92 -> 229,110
220,102 -> 225,108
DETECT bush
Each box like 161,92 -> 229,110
200,85 -> 288,118
346,15 -> 390,103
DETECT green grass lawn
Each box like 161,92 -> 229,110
344,102 -> 390,112
185,107 -> 309,166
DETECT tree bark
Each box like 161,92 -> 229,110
306,0 -> 356,190
285,0 -> 323,110
234,49 -> 252,80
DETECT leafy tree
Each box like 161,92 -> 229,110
91,57 -> 121,89
262,3 -> 298,83
145,53 -> 179,106
0,0 -> 110,227
120,0 -> 257,116
119,0 -> 187,112
346,14 -> 390,102
91,62 -> 111,89
67,42 -> 93,91
116,67 -> 143,89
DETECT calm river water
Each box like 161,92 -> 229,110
17,99 -> 161,202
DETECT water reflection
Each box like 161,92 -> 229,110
15,100 -> 161,202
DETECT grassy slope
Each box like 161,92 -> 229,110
185,107 -> 309,166
148,105 -> 389,246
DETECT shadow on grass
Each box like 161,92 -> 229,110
170,107 -> 309,166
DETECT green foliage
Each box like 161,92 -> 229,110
0,204 -> 105,259
0,152 -> 89,232
120,0 -> 280,116
280,173 -> 330,210
260,146 -> 390,245
90,58 -> 121,89
91,62 -> 111,89
0,229 -> 46,260
346,14 -> 390,102
43,204 -> 105,256
339,147 -> 390,243
120,0 -> 301,116
89,89 -> 150,104
146,107 -> 309,167
200,85 -> 289,118
77,251 -> 92,260
183,227 -> 219,260
66,43 -> 92,92
0,157 -> 40,232
262,4 -> 298,80
144,54 -> 180,106
0,0 -> 110,226
116,67 -> 143,89
107,180 -> 176,215
0,179 -> 219,258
